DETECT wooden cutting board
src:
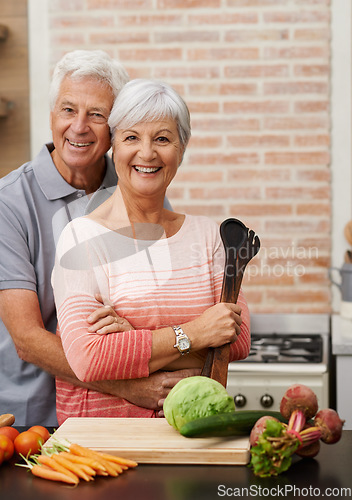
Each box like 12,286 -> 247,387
46,417 -> 250,465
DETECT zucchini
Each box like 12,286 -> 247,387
179,410 -> 287,438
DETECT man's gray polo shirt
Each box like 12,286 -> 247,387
0,143 -> 118,426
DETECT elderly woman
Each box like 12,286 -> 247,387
52,79 -> 250,424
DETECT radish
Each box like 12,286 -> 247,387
249,416 -> 280,447
314,408 -> 345,444
280,384 -> 318,420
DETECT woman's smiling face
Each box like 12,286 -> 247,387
112,118 -> 184,201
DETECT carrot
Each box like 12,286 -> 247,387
51,454 -> 93,482
36,455 -> 79,484
98,452 -> 138,468
58,451 -> 107,473
31,464 -> 78,485
69,444 -> 119,477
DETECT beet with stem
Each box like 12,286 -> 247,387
314,408 -> 345,444
280,383 -> 318,420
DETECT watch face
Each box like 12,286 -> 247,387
178,337 -> 190,351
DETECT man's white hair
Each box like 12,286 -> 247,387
49,49 -> 129,110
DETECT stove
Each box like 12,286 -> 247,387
226,313 -> 330,411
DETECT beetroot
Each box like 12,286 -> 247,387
314,408 -> 345,444
280,384 -> 318,420
249,415 -> 280,447
295,439 -> 320,458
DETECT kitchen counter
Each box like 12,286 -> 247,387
331,314 -> 352,429
1,429 -> 351,500
331,313 -> 352,354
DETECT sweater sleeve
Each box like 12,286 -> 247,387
57,295 -> 152,382
229,288 -> 251,362
52,219 -> 152,382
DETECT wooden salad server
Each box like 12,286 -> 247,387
200,218 -> 261,387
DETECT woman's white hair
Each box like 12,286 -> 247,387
49,50 -> 130,110
108,79 -> 191,149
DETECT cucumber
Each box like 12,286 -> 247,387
179,410 -> 287,438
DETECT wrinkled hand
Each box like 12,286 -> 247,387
86,293 -> 133,334
120,368 -> 201,416
191,302 -> 242,349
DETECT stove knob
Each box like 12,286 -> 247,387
234,394 -> 247,408
260,394 -> 274,408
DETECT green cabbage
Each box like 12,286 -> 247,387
164,376 -> 235,431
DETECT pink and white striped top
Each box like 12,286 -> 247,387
52,214 -> 250,424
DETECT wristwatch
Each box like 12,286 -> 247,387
172,325 -> 191,355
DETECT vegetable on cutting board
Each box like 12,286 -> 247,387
249,383 -> 345,478
180,410 -> 287,438
164,376 -> 235,431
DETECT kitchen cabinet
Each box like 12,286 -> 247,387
331,314 -> 352,430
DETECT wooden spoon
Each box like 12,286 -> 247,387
344,220 -> 352,246
201,219 -> 260,387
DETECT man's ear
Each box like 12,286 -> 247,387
49,111 -> 53,131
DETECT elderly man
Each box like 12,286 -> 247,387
0,50 -> 198,426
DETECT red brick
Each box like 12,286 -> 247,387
228,168 -> 291,182
90,32 -> 150,44
51,34 -> 85,45
225,29 -> 289,42
187,47 -> 259,61
224,100 -> 289,114
263,11 -> 330,23
294,65 -> 330,77
118,14 -> 182,26
187,102 -> 219,113
265,186 -> 330,200
155,31 -> 219,44
294,29 -> 330,41
154,66 -> 220,79
294,134 -> 330,147
188,13 -> 258,25
297,169 -> 331,182
192,117 -> 260,131
51,16 -> 114,28
265,219 -> 330,234
157,0 -> 220,7
265,151 -> 330,165
264,116 -> 328,129
229,203 -> 292,216
227,0 -> 287,5
171,205 -> 225,217
297,203 -> 331,216
188,136 -> 222,148
173,169 -> 223,183
263,46 -> 329,59
225,64 -> 289,78
264,81 -> 328,95
294,100 -> 329,113
190,186 -> 261,200
227,135 -> 290,148
119,48 -> 182,62
188,152 -> 259,165
87,0 -> 152,7
267,289 -> 330,304
219,83 -> 258,95
182,82 -> 258,96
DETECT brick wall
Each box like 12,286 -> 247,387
47,0 -> 331,313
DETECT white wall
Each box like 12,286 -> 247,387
28,0 -> 51,158
331,0 -> 352,311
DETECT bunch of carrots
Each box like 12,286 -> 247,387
17,438 -> 138,485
